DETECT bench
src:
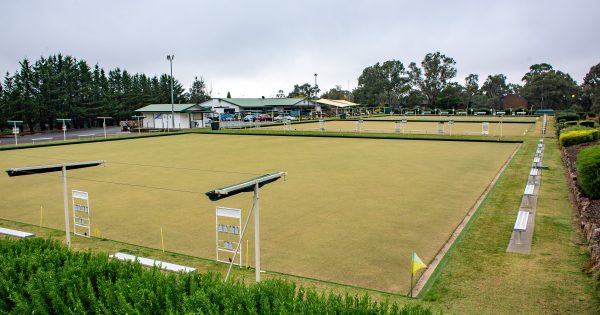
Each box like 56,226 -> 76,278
77,134 -> 95,139
148,129 -> 161,132
440,111 -> 449,115
31,137 -> 53,144
0,227 -> 34,238
532,157 -> 541,168
524,184 -> 535,207
530,168 -> 540,185
110,252 -> 195,273
464,131 -> 482,135
513,210 -> 530,244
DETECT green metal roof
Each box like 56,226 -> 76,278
135,104 -> 212,112
214,98 -> 306,108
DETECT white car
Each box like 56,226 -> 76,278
274,115 -> 297,122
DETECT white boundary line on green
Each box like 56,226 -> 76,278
412,142 -> 522,296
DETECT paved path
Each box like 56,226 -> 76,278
0,127 -> 122,146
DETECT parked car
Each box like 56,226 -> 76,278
274,115 -> 297,122
256,114 -> 272,122
243,115 -> 256,122
220,113 -> 235,121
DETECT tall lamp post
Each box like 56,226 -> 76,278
314,73 -> 320,119
167,55 -> 175,131
97,116 -> 112,138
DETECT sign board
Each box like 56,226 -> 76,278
319,119 -> 325,131
12,127 -> 19,134
216,206 -> 242,267
72,190 -> 91,238
482,122 -> 490,135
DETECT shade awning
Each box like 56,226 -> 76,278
6,160 -> 105,177
205,172 -> 286,201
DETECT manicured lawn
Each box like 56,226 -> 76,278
0,134 -> 517,293
263,120 -> 533,137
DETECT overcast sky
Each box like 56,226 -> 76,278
1,0 -> 598,98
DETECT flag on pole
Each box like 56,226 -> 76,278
411,252 -> 427,274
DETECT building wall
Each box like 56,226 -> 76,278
502,95 -> 528,110
199,99 -> 241,114
140,112 -> 191,129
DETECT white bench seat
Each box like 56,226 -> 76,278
514,210 -> 529,231
0,227 -> 34,238
31,137 -> 53,143
110,252 -> 195,273
524,184 -> 535,196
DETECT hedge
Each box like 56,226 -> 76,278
577,144 -> 600,199
0,237 -> 432,314
559,126 -> 595,135
557,113 -> 580,122
559,129 -> 599,147
579,120 -> 596,128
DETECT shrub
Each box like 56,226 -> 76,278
557,113 -> 580,121
564,121 -> 578,126
577,144 -> 600,199
560,125 -> 595,134
579,120 -> 596,128
560,129 -> 599,147
587,112 -> 597,118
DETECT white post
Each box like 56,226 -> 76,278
254,182 -> 260,282
13,122 -> 18,145
62,123 -> 67,141
103,120 -> 107,138
62,165 -> 71,248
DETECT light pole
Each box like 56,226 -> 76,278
97,117 -> 112,138
8,120 -> 22,145
57,119 -> 71,141
131,115 -> 144,134
167,55 -> 175,131
314,73 -> 321,119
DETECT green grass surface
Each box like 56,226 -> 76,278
261,120 -> 533,137
0,134 -> 517,293
421,121 -> 600,314
366,115 -> 538,123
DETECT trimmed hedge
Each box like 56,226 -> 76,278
557,113 -> 580,122
579,120 -> 596,128
577,144 -> 600,199
559,129 -> 599,147
564,121 -> 578,126
0,237 -> 432,314
559,126 -> 595,135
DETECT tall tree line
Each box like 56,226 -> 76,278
350,52 -> 599,113
0,54 -> 197,132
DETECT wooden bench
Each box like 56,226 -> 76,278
0,227 -> 34,238
110,252 -> 196,273
532,157 -> 541,168
31,137 -> 53,144
514,210 -> 530,244
524,184 -> 535,207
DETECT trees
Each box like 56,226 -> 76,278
321,85 -> 351,100
464,74 -> 479,109
520,63 -> 579,110
409,52 -> 457,108
354,60 -> 410,107
287,83 -> 319,98
582,63 -> 600,112
0,54 -> 187,131
481,74 -> 509,109
187,76 -> 211,103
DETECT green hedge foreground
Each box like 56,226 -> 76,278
577,144 -> 600,199
0,238 -> 431,314
559,129 -> 599,147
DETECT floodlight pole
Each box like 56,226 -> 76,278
132,115 -> 144,134
57,119 -> 71,141
97,117 -> 112,138
253,182 -> 262,282
167,55 -> 175,131
62,165 -> 71,247
8,120 -> 22,145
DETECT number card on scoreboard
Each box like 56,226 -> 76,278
72,190 -> 91,238
216,206 -> 242,267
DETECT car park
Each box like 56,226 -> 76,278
243,115 -> 256,122
256,114 -> 272,122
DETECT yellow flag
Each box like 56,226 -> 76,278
411,252 -> 427,274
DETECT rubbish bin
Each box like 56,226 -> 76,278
210,121 -> 220,130
340,113 -> 347,119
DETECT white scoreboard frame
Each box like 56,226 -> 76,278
216,206 -> 242,267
